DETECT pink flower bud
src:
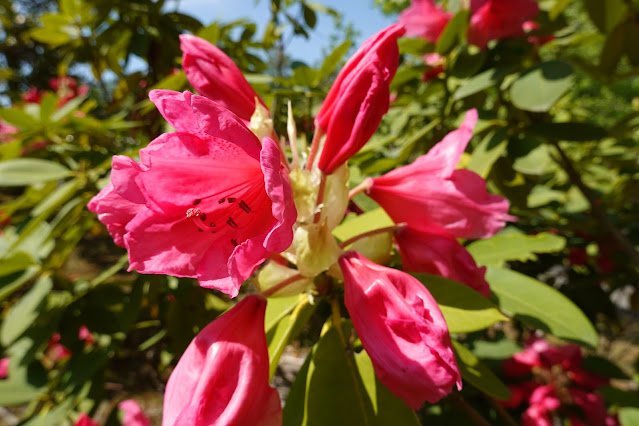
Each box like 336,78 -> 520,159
162,295 -> 281,426
0,357 -> 9,379
119,399 -> 150,426
467,0 -> 539,49
316,24 -> 405,174
339,252 -> 461,409
180,35 -> 268,123
395,225 -> 490,297
399,0 -> 452,43
367,109 -> 515,239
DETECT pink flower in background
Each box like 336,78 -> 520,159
467,0 -> 539,49
422,52 -> 446,82
181,35 -> 268,123
367,109 -> 514,239
73,413 -> 98,426
119,399 -> 150,426
50,76 -> 89,106
78,325 -> 94,346
89,90 -> 296,297
503,338 -> 617,426
339,252 -> 461,408
523,21 -> 555,46
395,225 -> 490,297
0,357 -> 9,379
399,0 -> 451,43
45,333 -> 72,364
315,24 -> 405,174
163,295 -> 281,426
22,87 -> 42,104
0,121 -> 18,143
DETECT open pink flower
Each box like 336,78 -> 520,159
339,251 -> 461,408
366,109 -> 514,239
88,183 -> 143,248
395,225 -> 490,297
467,0 -> 539,49
522,385 -> 561,426
180,35 -> 268,123
119,399 -> 150,426
73,413 -> 98,426
399,0 -> 451,43
315,24 -> 405,174
163,295 -> 281,426
89,90 -> 296,297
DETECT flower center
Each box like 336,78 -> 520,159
185,196 -> 255,247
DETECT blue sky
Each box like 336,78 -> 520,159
171,0 -> 397,65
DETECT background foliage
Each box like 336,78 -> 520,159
0,0 -> 638,424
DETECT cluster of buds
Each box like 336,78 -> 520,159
89,21 -> 514,424
502,337 -> 618,426
22,76 -> 89,106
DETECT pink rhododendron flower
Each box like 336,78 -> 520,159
119,399 -> 150,426
180,34 -> 268,123
22,87 -> 42,104
422,52 -> 446,82
366,109 -> 514,239
523,21 -> 555,46
73,413 -> 98,426
88,90 -> 296,297
339,251 -> 461,408
521,385 -> 561,426
395,225 -> 490,297
399,0 -> 451,43
50,76 -> 89,106
45,333 -> 72,364
0,357 -> 9,379
0,121 -> 18,143
163,295 -> 281,426
467,0 -> 539,49
315,24 -> 405,174
78,325 -> 94,346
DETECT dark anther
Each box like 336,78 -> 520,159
193,199 -> 202,205
226,217 -> 239,228
231,238 -> 238,247
227,197 -> 237,203
218,197 -> 226,204
238,200 -> 252,213
198,229 -> 204,233
209,222 -> 216,227
200,213 -> 207,222
211,231 -> 216,234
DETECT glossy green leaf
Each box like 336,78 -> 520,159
599,23 -> 626,74
466,232 -> 566,267
412,273 -> 508,333
0,108 -> 38,129
468,129 -> 508,178
453,68 -> 512,101
452,340 -> 511,400
0,363 -> 47,406
549,0 -> 572,20
619,407 -> 639,426
0,159 -> 71,186
354,350 -> 421,425
264,294 -> 300,333
510,61 -> 574,112
314,40 -> 352,86
0,276 -> 53,346
332,208 -> 394,242
486,267 -> 598,347
0,252 -> 35,277
436,9 -> 470,55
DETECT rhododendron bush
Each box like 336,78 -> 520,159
1,0 -> 638,425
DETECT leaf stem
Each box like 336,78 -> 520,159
260,273 -> 305,298
306,126 -> 324,171
348,178 -> 373,200
339,224 -> 405,248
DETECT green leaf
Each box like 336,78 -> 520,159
0,276 -> 53,346
486,267 -> 598,347
583,0 -> 628,33
452,340 -> 511,400
549,0 -> 572,20
0,363 -> 47,406
354,351 -> 421,425
50,95 -> 86,122
624,22 -> 639,66
525,122 -> 607,142
436,9 -> 470,55
332,208 -> 394,242
265,295 -> 300,333
510,61 -> 574,112
599,386 -> 639,408
619,407 -> 639,426
0,108 -> 38,129
471,339 -> 522,360
413,273 -> 507,333
453,68 -> 512,101
0,159 -> 71,186
300,326 -> 376,426
468,129 -> 508,178
582,355 -> 628,380
0,267 -> 40,302
467,232 -> 566,267
267,296 -> 315,379
599,22 -> 626,74
314,40 -> 352,86
0,252 -> 35,277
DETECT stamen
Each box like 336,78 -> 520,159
226,217 -> 239,228
200,213 -> 207,222
227,197 -> 236,203
193,199 -> 202,206
231,238 -> 238,247
218,198 -> 226,204
239,200 -> 252,213
186,208 -> 201,218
